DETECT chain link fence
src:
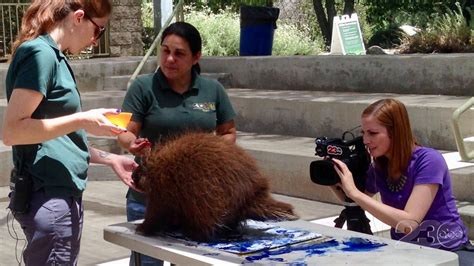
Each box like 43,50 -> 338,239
0,2 -> 28,61
0,0 -> 110,62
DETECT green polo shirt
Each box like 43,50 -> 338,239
123,68 -> 236,203
5,34 -> 90,198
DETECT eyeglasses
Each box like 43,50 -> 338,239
83,12 -> 106,40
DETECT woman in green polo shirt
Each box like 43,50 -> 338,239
118,22 -> 237,265
3,0 -> 139,265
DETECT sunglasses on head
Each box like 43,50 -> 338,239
83,12 -> 106,40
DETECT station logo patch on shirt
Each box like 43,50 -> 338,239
191,102 -> 216,112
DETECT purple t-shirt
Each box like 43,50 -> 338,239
365,147 -> 468,250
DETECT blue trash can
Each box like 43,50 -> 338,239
240,6 -> 280,56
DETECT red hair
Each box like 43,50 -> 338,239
362,99 -> 416,180
11,0 -> 111,56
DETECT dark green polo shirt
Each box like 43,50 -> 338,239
5,34 -> 90,198
123,68 -> 236,203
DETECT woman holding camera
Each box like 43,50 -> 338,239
332,98 -> 472,264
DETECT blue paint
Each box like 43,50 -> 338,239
268,257 -> 285,262
161,221 -> 387,263
341,237 -> 387,252
288,262 -> 308,266
203,223 -> 321,254
244,239 -> 339,262
202,252 -> 220,256
244,238 -> 387,263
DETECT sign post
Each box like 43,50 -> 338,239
330,13 -> 365,55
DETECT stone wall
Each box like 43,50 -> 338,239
110,0 -> 143,56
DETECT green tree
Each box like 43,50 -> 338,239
183,0 -> 273,13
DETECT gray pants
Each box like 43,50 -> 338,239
13,190 -> 83,266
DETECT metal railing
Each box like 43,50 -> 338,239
451,97 -> 474,161
0,2 -> 28,61
127,0 -> 185,89
0,1 -> 109,61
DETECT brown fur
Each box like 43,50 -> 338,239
134,132 -> 298,241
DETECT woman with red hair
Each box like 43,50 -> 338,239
333,98 -> 472,264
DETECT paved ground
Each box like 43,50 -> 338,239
0,181 -> 348,266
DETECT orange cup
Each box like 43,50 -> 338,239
105,112 -> 132,129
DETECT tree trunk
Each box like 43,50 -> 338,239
343,0 -> 355,15
312,0 -> 355,49
326,0 -> 336,46
312,0 -> 330,47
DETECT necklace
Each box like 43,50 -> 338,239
386,175 -> 408,192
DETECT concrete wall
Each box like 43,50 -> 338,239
109,0 -> 143,56
200,54 -> 474,96
0,56 -> 157,99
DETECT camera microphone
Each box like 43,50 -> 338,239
309,160 -> 340,186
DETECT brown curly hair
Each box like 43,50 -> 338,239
135,132 -> 298,241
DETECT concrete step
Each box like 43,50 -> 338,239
0,57 -> 234,99
87,135 -> 126,155
227,88 -> 474,151
71,57 -> 157,93
0,142 -> 13,185
201,55 -> 474,96
465,136 -> 474,152
200,72 -> 233,88
102,72 -> 233,92
0,56 -> 158,98
103,75 -> 131,91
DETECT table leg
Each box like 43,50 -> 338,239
133,251 -> 141,265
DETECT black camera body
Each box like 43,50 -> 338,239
8,169 -> 33,214
309,136 -> 370,191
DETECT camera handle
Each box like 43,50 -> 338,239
333,198 -> 373,235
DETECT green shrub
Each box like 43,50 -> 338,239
185,6 -> 323,56
367,22 -> 404,48
185,6 -> 241,56
399,2 -> 473,53
273,22 -> 323,55
141,0 -> 156,54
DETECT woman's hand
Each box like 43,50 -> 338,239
78,108 -> 126,136
128,138 -> 152,157
332,158 -> 361,199
89,148 -> 142,192
109,154 -> 143,192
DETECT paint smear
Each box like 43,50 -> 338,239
244,237 -> 387,263
159,221 -> 387,264
204,221 -> 323,254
